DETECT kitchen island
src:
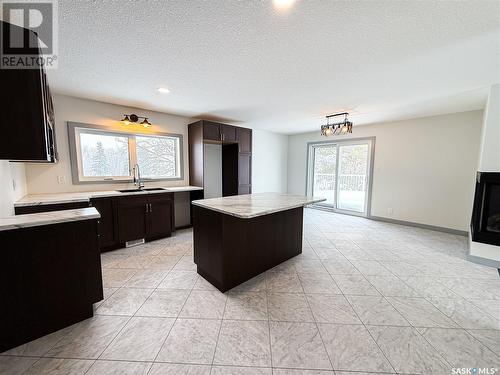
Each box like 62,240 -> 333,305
192,193 -> 325,292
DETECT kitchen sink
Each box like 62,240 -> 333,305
116,188 -> 165,193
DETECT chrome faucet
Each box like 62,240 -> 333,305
133,164 -> 144,190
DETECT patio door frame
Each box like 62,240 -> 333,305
306,137 -> 375,217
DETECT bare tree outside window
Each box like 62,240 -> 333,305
74,126 -> 182,182
136,135 -> 178,178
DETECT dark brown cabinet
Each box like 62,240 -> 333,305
116,198 -> 149,243
237,127 -> 252,153
238,152 -> 252,187
1,218 -> 102,352
202,121 -> 237,143
90,198 -> 116,249
188,120 -> 252,196
115,193 -> 174,243
203,121 -> 222,141
221,124 -> 237,142
15,201 -> 89,215
148,195 -> 174,239
0,21 -> 57,162
16,193 -> 175,251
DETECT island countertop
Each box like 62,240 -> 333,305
0,207 -> 100,232
192,193 -> 325,219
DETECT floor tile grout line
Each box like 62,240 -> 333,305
328,265 -> 398,374
209,291 -> 229,372
147,245 -> 197,374
298,268 -> 335,372
95,241 -> 186,371
265,276 -> 274,370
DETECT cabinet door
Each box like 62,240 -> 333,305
237,127 -> 252,153
203,121 -> 221,141
147,195 -> 174,238
238,153 -> 252,186
221,124 -> 237,143
0,22 -> 54,162
90,198 -> 116,249
116,199 -> 148,243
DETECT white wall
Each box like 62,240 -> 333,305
203,144 -> 222,198
0,162 -> 27,217
478,83 -> 500,172
288,110 -> 483,231
252,129 -> 288,193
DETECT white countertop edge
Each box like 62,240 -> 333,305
15,186 -> 204,207
0,207 -> 101,232
192,197 -> 326,219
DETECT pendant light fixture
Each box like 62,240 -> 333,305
320,112 -> 353,136
121,114 -> 152,128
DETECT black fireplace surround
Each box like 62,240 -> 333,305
471,172 -> 500,246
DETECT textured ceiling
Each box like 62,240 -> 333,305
47,0 -> 500,134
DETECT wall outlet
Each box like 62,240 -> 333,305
57,175 -> 66,184
387,207 -> 394,216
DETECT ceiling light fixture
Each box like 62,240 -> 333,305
273,0 -> 296,10
157,87 -> 170,94
121,114 -> 152,128
320,112 -> 353,136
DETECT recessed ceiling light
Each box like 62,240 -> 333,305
157,87 -> 170,94
273,0 -> 295,10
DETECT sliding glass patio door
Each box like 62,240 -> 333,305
308,139 -> 373,216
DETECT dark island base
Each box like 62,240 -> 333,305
0,219 -> 103,352
193,206 -> 303,292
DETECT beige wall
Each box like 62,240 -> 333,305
25,94 -> 196,194
287,110 -> 483,231
25,94 -> 290,197
0,162 -> 27,217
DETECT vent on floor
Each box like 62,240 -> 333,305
126,238 -> 145,248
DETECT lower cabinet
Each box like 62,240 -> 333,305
116,197 -> 149,243
115,193 -> 174,244
17,192 -> 175,252
148,195 -> 174,239
90,197 -> 116,249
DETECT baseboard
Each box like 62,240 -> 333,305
466,253 -> 500,269
368,215 -> 468,237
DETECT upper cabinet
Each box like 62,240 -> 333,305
237,127 -> 252,153
202,121 -> 237,143
0,21 -> 57,162
188,120 -> 252,196
203,121 -> 222,141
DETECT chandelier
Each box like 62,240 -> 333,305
320,112 -> 353,136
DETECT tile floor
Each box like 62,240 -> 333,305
2,208 -> 499,374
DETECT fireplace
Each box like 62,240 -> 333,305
471,172 -> 500,246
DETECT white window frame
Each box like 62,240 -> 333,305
306,137 -> 375,217
68,122 -> 183,184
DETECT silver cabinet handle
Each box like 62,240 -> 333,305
149,203 -> 153,212
145,203 -> 149,213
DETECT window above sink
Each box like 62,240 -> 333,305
67,122 -> 183,184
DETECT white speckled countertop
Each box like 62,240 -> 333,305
0,207 -> 100,231
14,186 -> 204,207
192,193 -> 326,218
